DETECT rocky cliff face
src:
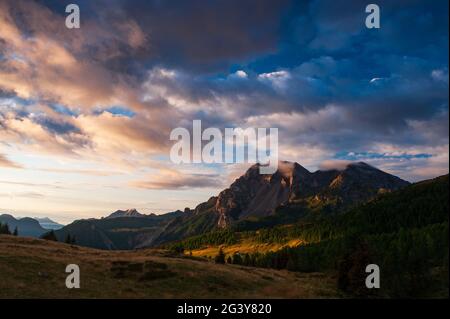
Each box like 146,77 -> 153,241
215,162 -> 307,227
213,161 -> 409,227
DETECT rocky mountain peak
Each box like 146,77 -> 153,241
213,160 -> 410,227
215,161 -> 312,227
106,208 -> 145,219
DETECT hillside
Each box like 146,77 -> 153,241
175,174 -> 448,252
0,214 -> 47,237
0,235 -> 337,298
54,211 -> 184,250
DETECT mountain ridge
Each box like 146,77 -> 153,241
105,208 -> 148,219
53,210 -> 185,249
149,160 -> 409,246
214,161 -> 409,227
47,160 -> 411,250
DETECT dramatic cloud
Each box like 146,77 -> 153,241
0,0 -> 448,220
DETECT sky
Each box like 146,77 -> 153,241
0,0 -> 448,224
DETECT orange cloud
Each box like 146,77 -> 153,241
0,0 -> 149,110
129,168 -> 223,190
0,153 -> 21,168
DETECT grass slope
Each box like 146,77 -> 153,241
0,235 -> 337,298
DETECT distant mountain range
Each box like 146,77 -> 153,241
50,161 -> 411,250
34,217 -> 64,230
0,214 -> 47,237
0,215 -> 64,236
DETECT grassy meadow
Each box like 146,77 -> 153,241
0,235 -> 338,299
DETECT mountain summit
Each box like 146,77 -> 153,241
215,161 -> 310,226
106,209 -> 145,219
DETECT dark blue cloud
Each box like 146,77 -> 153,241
33,116 -> 81,135
49,103 -> 79,117
92,106 -> 136,118
35,0 -> 448,81
335,151 -> 433,161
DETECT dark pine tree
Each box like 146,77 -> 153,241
214,248 -> 226,264
65,234 -> 72,244
41,230 -> 58,241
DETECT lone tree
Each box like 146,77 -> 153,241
232,253 -> 243,265
13,227 -> 18,236
214,248 -> 226,264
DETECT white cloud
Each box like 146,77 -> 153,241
258,70 -> 291,91
232,70 -> 248,79
370,77 -> 383,83
319,159 -> 352,171
431,69 -> 449,83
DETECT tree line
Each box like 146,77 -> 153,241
0,223 -> 18,236
40,230 -> 76,244
168,230 -> 237,252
